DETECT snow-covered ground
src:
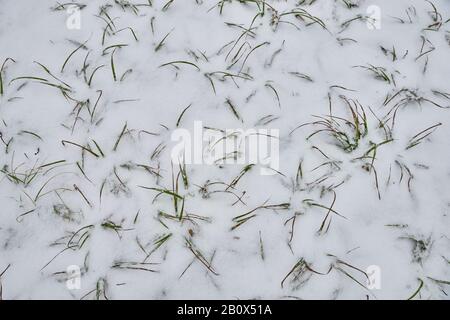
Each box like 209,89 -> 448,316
0,0 -> 449,300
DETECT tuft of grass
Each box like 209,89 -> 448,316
88,65 -> 105,87
406,123 -> 441,150
407,278 -> 424,300
279,9 -> 327,29
225,99 -> 242,122
227,164 -> 254,190
112,261 -> 158,273
110,48 -> 117,81
155,29 -> 173,52
280,258 -> 327,289
185,238 -> 219,276
138,186 -> 183,207
144,233 -> 172,261
176,103 -> 192,127
159,60 -> 200,71
113,122 -> 128,151
0,58 -> 16,96
61,140 -> 100,158
305,96 -> 369,152
288,71 -> 313,82
114,27 -> 139,41
232,200 -> 290,231
354,64 -> 394,84
95,278 -> 108,300
265,82 -> 281,108
162,0 -> 174,11
10,76 -> 71,93
0,264 -> 11,299
61,39 -> 89,73
259,231 -> 265,261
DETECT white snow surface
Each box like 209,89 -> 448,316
0,0 -> 449,299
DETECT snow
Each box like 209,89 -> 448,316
0,0 -> 449,299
